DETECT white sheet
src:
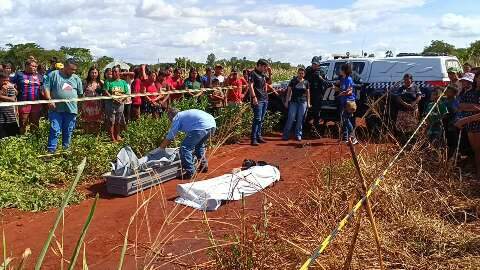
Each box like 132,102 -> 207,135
175,165 -> 280,211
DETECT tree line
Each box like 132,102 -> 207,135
1,41 -> 477,78
0,43 -> 295,78
422,40 -> 480,65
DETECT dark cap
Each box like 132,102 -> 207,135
256,59 -> 269,66
311,56 -> 321,65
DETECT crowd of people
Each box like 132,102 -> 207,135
1,56 -> 480,178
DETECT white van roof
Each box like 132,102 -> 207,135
322,56 -> 460,83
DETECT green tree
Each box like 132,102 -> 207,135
422,40 -> 456,55
95,56 -> 114,71
175,57 -> 191,69
468,40 -> 480,58
2,43 -> 46,68
60,46 -> 93,76
206,53 -> 216,67
455,48 -> 470,63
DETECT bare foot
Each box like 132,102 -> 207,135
116,136 -> 124,142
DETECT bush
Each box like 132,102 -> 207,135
0,100 -> 282,211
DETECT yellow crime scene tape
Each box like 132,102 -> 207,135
0,86 -> 236,107
299,87 -> 448,270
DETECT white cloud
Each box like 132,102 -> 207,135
352,0 -> 426,11
217,18 -> 268,36
0,0 -> 13,15
273,8 -> 311,27
136,0 -> 177,19
437,13 -> 480,37
0,0 -> 470,66
173,28 -> 216,47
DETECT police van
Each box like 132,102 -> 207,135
318,55 -> 462,120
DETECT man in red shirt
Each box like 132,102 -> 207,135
226,68 -> 247,105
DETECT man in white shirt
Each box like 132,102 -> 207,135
213,65 -> 225,86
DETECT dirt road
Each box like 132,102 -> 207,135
1,136 -> 351,269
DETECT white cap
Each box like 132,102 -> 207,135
460,72 -> 475,83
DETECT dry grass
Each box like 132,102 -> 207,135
5,100 -> 479,270
185,132 -> 480,269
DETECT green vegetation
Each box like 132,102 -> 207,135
423,40 -> 480,65
0,98 -> 282,212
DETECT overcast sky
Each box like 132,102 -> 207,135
0,0 -> 478,65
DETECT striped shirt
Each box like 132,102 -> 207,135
0,83 -> 17,124
10,72 -> 43,101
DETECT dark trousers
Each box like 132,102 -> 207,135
251,100 -> 268,142
0,122 -> 20,139
123,104 -> 132,124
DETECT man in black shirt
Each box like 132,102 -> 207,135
248,59 -> 272,146
305,56 -> 331,137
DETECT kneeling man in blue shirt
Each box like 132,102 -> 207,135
160,108 -> 216,179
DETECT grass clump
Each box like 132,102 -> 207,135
201,137 -> 480,269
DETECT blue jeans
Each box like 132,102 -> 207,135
283,101 -> 307,139
251,100 -> 268,142
180,128 -> 215,175
48,111 -> 77,153
341,111 -> 356,141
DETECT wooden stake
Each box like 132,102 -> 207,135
343,208 -> 363,270
347,139 -> 385,270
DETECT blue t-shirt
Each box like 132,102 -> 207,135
338,76 -> 356,109
166,109 -> 216,141
201,76 -> 213,88
340,76 -> 355,101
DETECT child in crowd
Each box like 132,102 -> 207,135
443,86 -> 460,156
424,86 -> 448,145
336,64 -> 358,144
209,79 -> 226,111
0,72 -> 19,139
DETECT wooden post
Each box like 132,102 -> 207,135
343,208 -> 363,270
346,139 -> 385,270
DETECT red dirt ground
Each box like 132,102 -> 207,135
1,135 -> 354,269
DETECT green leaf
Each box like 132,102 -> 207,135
35,158 -> 87,270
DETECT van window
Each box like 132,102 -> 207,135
352,62 -> 366,83
332,62 -> 346,80
445,59 -> 461,71
319,63 -> 329,77
352,62 -> 365,75
331,62 -> 364,82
